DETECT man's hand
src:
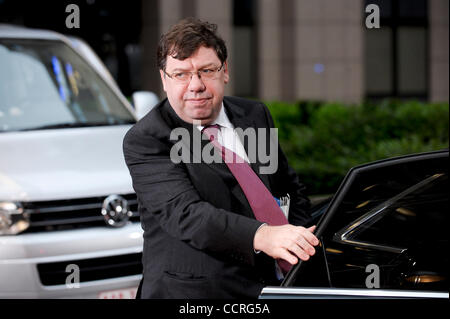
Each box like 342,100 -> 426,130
253,224 -> 319,265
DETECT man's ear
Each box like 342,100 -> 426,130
223,61 -> 229,84
160,69 -> 167,92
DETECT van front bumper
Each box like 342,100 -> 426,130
0,223 -> 143,298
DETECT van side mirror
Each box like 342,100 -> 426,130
132,91 -> 159,120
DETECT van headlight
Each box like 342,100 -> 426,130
0,202 -> 29,235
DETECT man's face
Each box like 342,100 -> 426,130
160,46 -> 229,125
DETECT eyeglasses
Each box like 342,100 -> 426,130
164,64 -> 224,84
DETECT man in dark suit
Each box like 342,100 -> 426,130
123,18 -> 319,299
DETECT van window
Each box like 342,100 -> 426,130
0,39 -> 135,132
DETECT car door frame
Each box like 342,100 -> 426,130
262,150 -> 449,299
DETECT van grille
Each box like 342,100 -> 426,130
22,194 -> 139,232
37,253 -> 143,286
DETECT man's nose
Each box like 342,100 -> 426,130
187,73 -> 206,91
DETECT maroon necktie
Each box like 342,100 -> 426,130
202,124 -> 292,273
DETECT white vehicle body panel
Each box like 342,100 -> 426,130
0,24 -> 144,298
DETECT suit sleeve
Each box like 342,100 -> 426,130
123,126 -> 263,266
260,103 -> 312,226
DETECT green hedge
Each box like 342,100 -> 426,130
266,100 -> 449,195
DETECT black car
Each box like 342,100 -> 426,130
260,150 -> 448,299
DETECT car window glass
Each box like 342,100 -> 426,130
324,156 -> 448,245
0,39 -> 135,132
341,173 -> 447,250
319,154 -> 448,290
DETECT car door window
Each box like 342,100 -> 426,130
322,153 -> 448,291
335,172 -> 447,252
286,152 -> 448,291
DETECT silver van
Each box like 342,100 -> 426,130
0,24 -> 156,298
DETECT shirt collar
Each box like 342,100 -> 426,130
196,102 -> 234,131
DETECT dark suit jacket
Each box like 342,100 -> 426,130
123,96 -> 311,298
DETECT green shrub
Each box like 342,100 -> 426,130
266,100 -> 449,195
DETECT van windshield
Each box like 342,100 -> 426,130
0,39 -> 135,132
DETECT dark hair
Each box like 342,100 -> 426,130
157,17 -> 227,71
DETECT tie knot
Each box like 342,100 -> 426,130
202,124 -> 220,141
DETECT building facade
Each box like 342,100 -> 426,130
2,0 -> 447,103
139,0 -> 448,104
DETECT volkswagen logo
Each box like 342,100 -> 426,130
101,195 -> 132,227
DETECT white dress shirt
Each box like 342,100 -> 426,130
196,102 -> 250,163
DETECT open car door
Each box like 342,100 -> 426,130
261,150 -> 449,299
